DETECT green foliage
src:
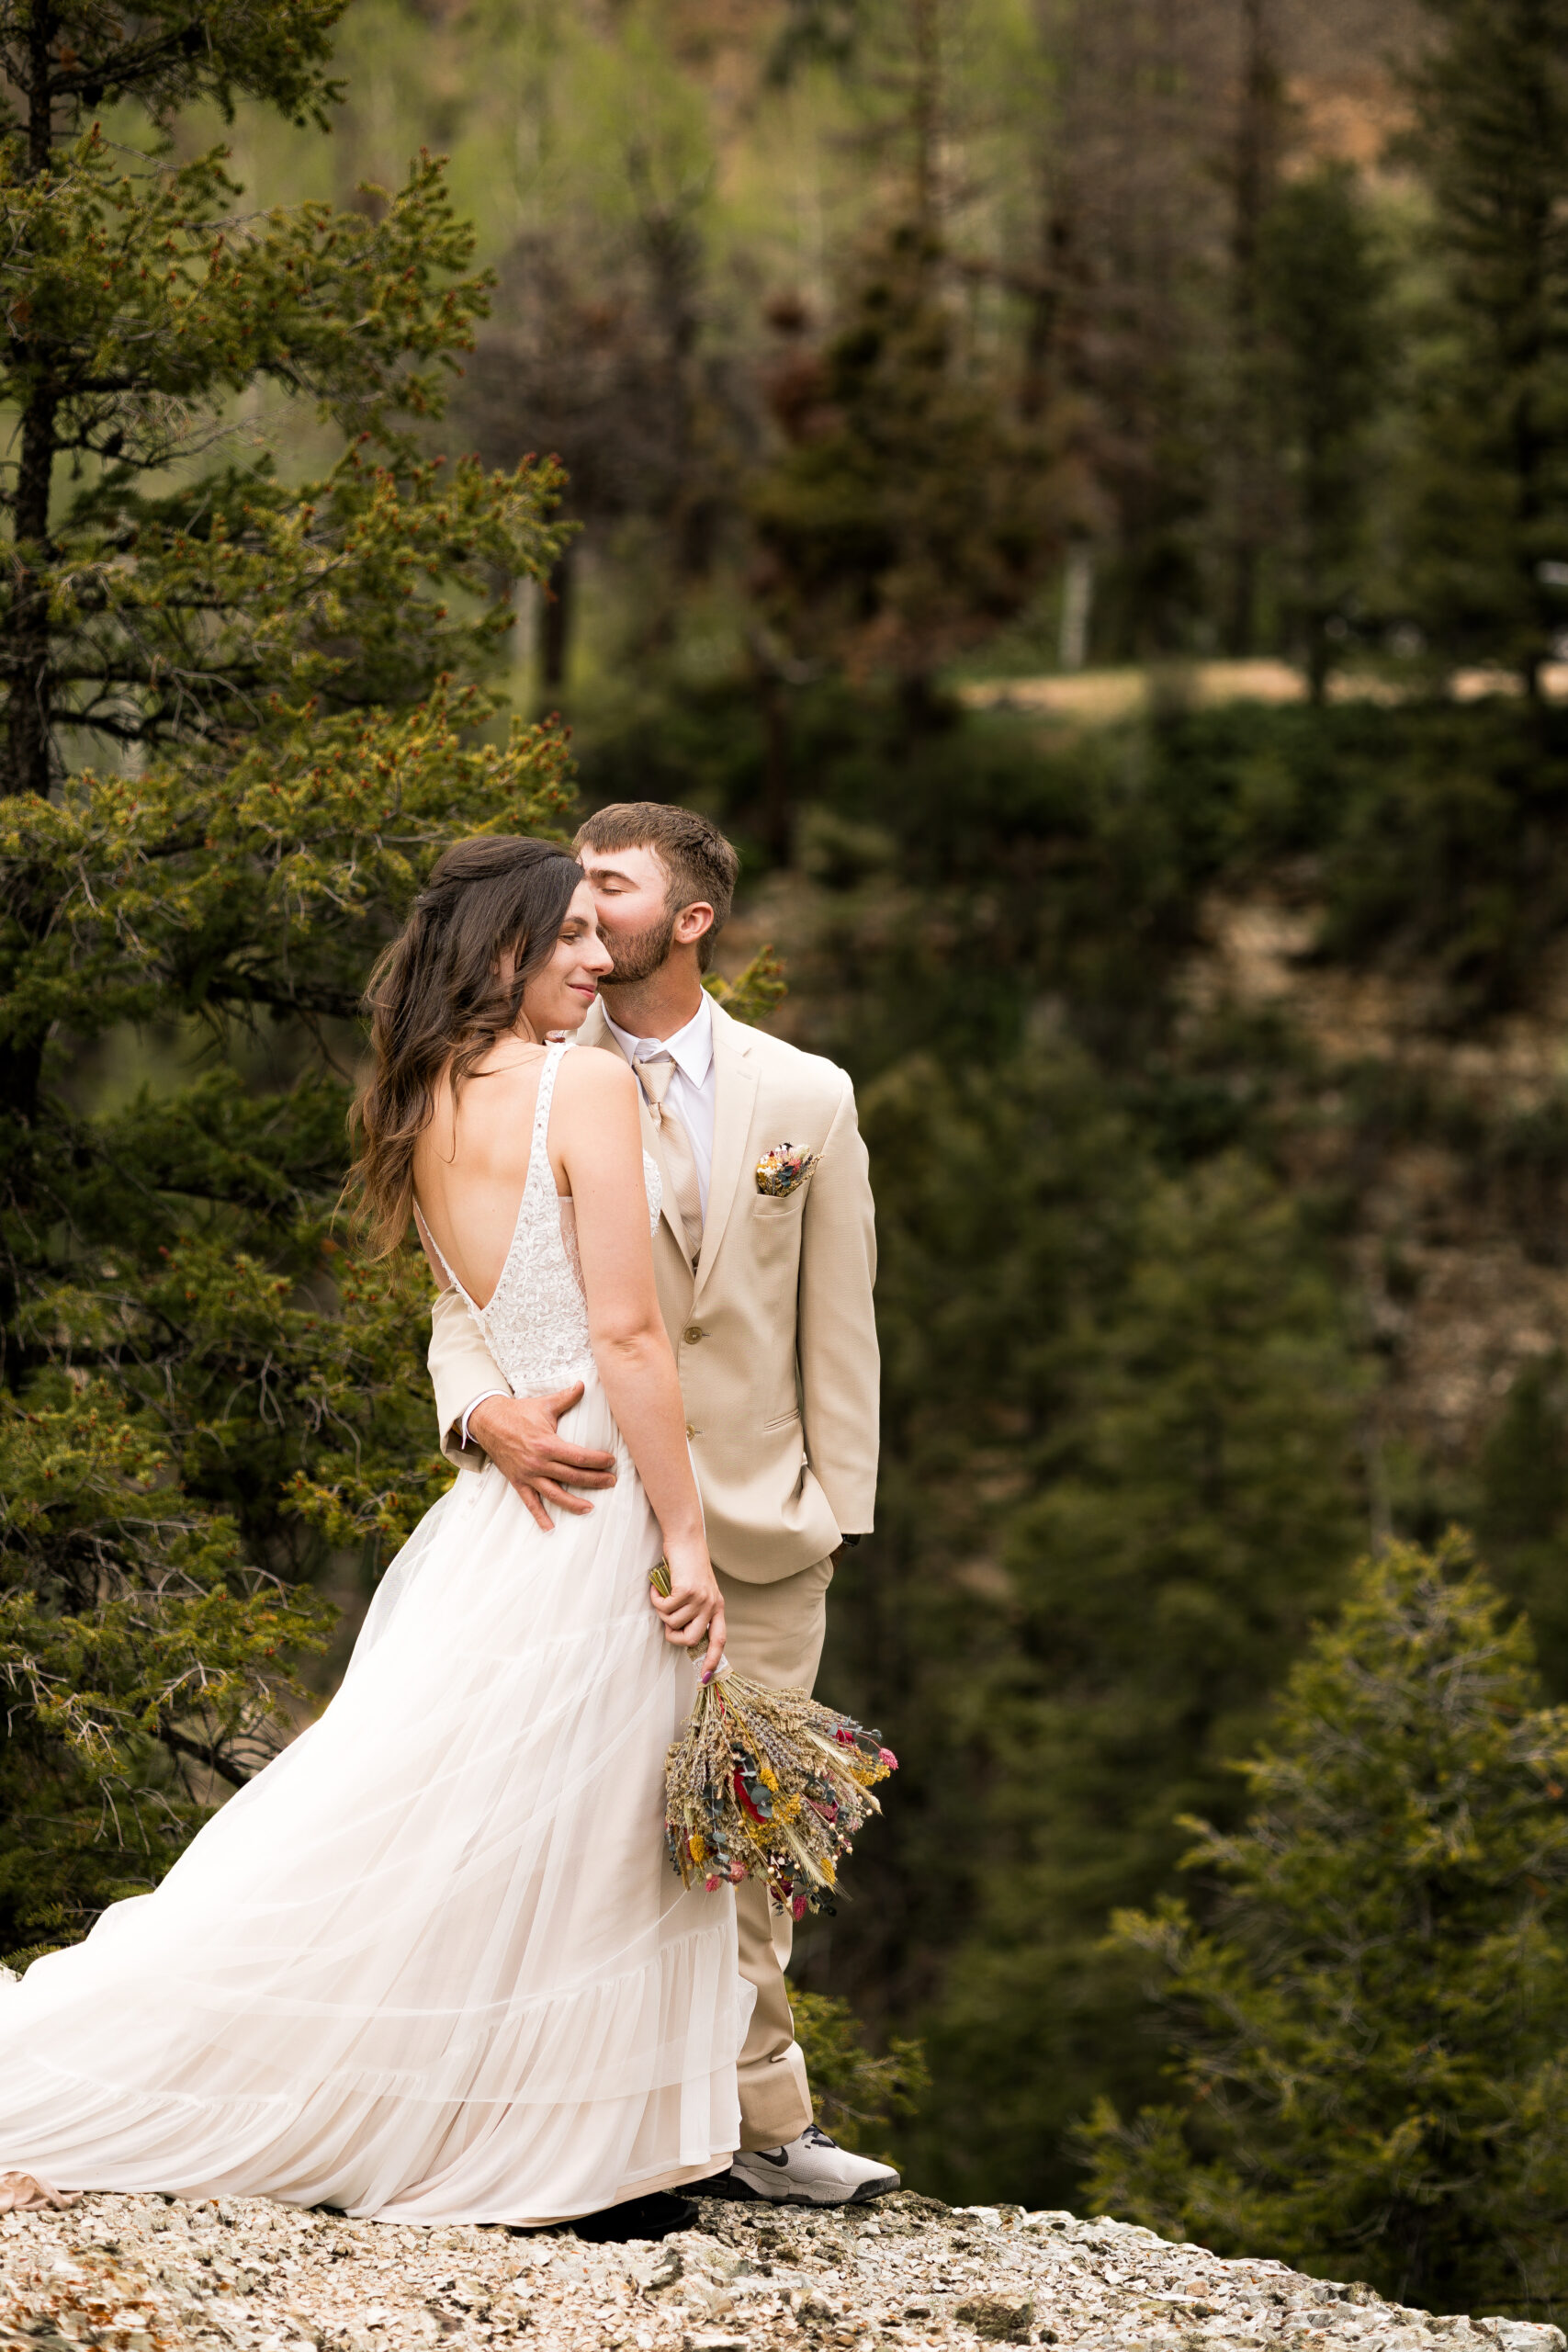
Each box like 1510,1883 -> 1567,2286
750,223 -> 1076,718
906,1153 -> 1366,2205
1257,165 -> 1396,694
1404,0 -> 1568,682
0,131 -> 563,793
806,692 -> 1568,1035
0,1383 -> 332,1964
0,3 -> 570,1956
0,0 -> 347,142
1476,1357 -> 1568,1695
790,1989 -> 930,2163
1082,1536 -> 1568,2318
1310,705 -> 1568,1014
817,1040 -> 1145,2064
705,944 -> 789,1026
4,688 -> 569,1051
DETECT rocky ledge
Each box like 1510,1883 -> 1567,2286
3,2190 -> 1563,2352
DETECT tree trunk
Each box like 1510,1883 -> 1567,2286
1503,0 -> 1556,700
1060,545 -> 1095,672
1512,202 -> 1552,702
536,548 -> 573,701
1021,193 -> 1071,426
627,148 -> 705,586
1224,0 -> 1281,657
4,0 -> 59,799
911,0 -> 941,233
897,666 -> 944,740
750,639 -> 794,866
6,384 -> 60,799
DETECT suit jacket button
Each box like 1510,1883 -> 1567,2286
685,1422 -> 698,1439
682,1324 -> 703,1345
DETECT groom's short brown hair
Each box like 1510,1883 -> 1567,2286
574,803 -> 740,972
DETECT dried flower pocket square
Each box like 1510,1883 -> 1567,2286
755,1144 -> 818,1196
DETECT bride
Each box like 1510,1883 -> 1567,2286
0,834 -> 750,2225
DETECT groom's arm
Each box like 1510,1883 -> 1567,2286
797,1074 -> 880,1537
427,1288 -> 617,1528
428,1285 -> 514,1471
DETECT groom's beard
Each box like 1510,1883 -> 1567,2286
602,908 -> 678,989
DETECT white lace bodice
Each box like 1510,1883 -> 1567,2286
421,1042 -> 662,1396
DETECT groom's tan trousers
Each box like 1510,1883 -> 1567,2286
716,1552 -> 834,2151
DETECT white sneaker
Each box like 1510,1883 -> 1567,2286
723,2123 -> 900,2206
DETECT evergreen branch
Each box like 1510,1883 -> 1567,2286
155,1721 -> 253,1790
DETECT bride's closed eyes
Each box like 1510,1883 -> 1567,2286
513,881 -> 615,1038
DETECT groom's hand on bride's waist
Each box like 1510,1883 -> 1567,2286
465,1389 -> 618,1532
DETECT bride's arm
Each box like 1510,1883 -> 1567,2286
556,1049 -> 724,1678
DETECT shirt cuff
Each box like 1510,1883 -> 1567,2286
458,1389 -> 509,1451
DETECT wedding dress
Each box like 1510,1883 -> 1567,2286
0,1042 -> 748,2223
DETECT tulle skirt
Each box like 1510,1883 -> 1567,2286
0,1375 -> 748,2223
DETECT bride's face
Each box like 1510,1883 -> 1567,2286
515,879 -> 614,1036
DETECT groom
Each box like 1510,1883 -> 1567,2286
426,802 -> 893,2208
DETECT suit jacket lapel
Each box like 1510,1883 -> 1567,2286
579,1000 -> 689,1262
694,1000 -> 758,1299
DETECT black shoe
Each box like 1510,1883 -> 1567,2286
686,2166 -> 755,2200
571,2191 -> 699,2243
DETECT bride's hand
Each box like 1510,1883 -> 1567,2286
649,1537 -> 726,1683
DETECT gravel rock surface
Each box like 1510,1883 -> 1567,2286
3,2189 -> 1563,2352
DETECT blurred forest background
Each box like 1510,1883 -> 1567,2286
16,0 -> 1568,2316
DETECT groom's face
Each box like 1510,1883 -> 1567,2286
580,842 -> 679,987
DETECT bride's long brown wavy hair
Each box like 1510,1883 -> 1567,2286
352,836 -> 582,1258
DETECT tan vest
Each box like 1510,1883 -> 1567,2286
426,997 -> 879,1585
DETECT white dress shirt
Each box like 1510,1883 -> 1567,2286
457,993 -> 719,1449
603,991 -> 717,1219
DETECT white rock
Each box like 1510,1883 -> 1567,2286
4,2185 -> 1560,2352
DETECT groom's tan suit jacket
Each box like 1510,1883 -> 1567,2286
426,994 -> 879,1578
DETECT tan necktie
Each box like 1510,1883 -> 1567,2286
635,1051 -> 704,1265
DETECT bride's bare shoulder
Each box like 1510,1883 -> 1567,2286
446,1046 -> 546,1115
552,1046 -> 641,1177
423,1044 -> 547,1163
555,1045 -> 639,1108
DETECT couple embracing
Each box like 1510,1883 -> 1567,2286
0,803 -> 890,2228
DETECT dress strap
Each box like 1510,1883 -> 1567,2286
528,1041 -> 569,1176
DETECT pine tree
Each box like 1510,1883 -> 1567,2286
913,1152 -> 1366,2204
0,0 -> 570,1959
811,1037 -> 1145,2067
809,1022 -> 1368,2205
1083,1536 -> 1568,2319
1475,1353 -> 1568,1697
790,1990 -> 929,2165
1404,0 -> 1568,688
750,221 -> 1076,730
1258,164 -> 1394,696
